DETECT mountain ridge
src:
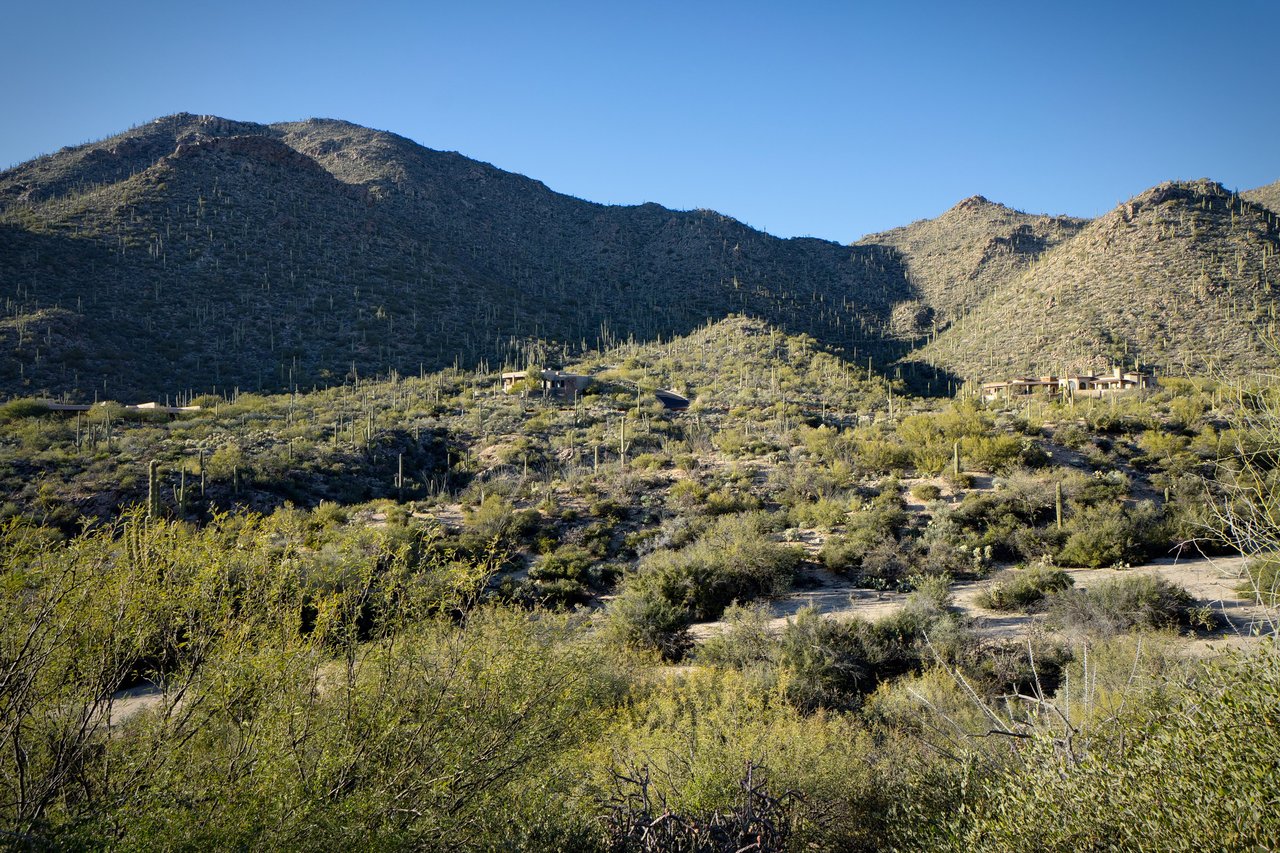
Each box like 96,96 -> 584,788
0,113 -> 917,401
1243,178 -> 1280,215
857,194 -> 1088,325
917,179 -> 1280,378
1,113 -> 1277,400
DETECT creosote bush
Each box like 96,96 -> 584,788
0,510 -> 621,849
976,565 -> 1075,611
1050,574 -> 1201,635
909,482 -> 942,502
1057,499 -> 1164,568
620,512 -> 802,626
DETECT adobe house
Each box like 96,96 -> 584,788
980,376 -> 1061,400
501,369 -> 592,402
982,367 -> 1154,401
1065,367 -> 1156,397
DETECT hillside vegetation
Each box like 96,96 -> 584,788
4,115 -> 1280,403
857,195 -> 1087,324
0,114 -> 913,401
2,311 -> 1279,849
1243,177 -> 1280,214
919,180 -> 1280,378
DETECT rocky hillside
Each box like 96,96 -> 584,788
1,113 -> 1277,398
0,114 -> 914,401
857,195 -> 1087,324
1244,178 -> 1280,215
915,180 -> 1280,379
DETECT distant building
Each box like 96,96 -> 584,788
501,369 -> 592,402
1065,368 -> 1156,396
982,367 -> 1154,401
980,376 -> 1062,400
31,399 -> 202,415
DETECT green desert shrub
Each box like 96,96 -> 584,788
713,428 -> 775,457
947,491 -> 1036,561
0,398 -> 52,422
819,502 -> 903,580
820,532 -> 877,574
633,513 -> 801,620
909,482 -> 942,502
1054,422 -> 1090,449
959,433 -> 1030,473
696,601 -> 775,669
776,604 -> 936,713
1238,553 -> 1280,606
955,646 -> 1280,850
529,544 -> 595,583
0,514 -> 615,849
857,537 -> 913,590
1049,574 -> 1200,635
703,487 -> 762,515
1057,500 -> 1164,568
525,576 -> 591,609
589,668 -> 966,851
976,565 -> 1075,611
851,433 -> 912,475
604,582 -> 692,660
666,478 -> 706,512
463,494 -> 539,546
788,496 -> 848,529
628,451 -> 668,471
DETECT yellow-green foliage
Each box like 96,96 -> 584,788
1240,553 -> 1280,606
955,645 -> 1280,850
898,404 -> 1026,474
586,668 -> 964,850
627,512 -> 802,622
0,511 -> 618,849
976,565 -> 1074,611
1057,500 -> 1163,568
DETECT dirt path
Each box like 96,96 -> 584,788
689,554 -> 1276,647
687,567 -> 914,641
106,682 -> 166,726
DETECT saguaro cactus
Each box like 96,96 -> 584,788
147,459 -> 160,521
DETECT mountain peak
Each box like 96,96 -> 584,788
921,175 -> 1280,380
951,194 -> 997,211
1127,179 -> 1228,209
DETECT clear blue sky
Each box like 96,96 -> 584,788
2,0 -> 1276,241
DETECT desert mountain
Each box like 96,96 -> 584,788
1243,178 -> 1280,215
857,195 -> 1087,324
916,180 -> 1280,379
1,114 -> 1278,399
0,114 -> 914,400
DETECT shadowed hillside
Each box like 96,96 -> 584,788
857,195 -> 1087,326
0,114 -> 917,401
2,114 -> 1278,398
